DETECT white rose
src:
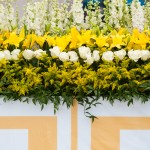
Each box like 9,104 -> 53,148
3,50 -> 11,60
0,51 -> 5,61
78,46 -> 91,59
128,50 -> 141,62
34,49 -> 46,59
93,50 -> 100,61
102,51 -> 114,62
68,51 -> 78,62
23,49 -> 34,60
85,53 -> 94,65
11,49 -> 21,60
59,52 -> 69,62
141,50 -> 150,61
49,46 -> 60,57
114,49 -> 126,60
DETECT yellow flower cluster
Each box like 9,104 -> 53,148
0,28 -> 149,52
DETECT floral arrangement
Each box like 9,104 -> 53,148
0,0 -> 150,118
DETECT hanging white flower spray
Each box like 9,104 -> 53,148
22,0 -> 47,35
70,0 -> 84,30
47,0 -> 71,34
131,0 -> 145,31
104,0 -> 131,30
0,0 -> 17,31
84,0 -> 103,30
144,1 -> 150,30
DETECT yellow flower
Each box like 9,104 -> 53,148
23,34 -> 37,49
19,28 -> 25,39
0,34 -> 3,45
55,35 -> 71,51
46,36 -> 56,47
70,27 -> 80,49
36,35 -> 46,47
3,32 -> 24,48
95,35 -> 109,48
110,34 -> 125,49
127,29 -> 150,50
78,30 -> 93,46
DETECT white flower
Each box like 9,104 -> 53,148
68,51 -> 78,62
131,0 -> 145,31
85,53 -> 94,65
128,50 -> 141,62
141,50 -> 150,61
78,46 -> 91,59
102,51 -> 114,62
23,49 -> 34,60
11,49 -> 21,60
74,12 -> 84,24
34,49 -> 46,59
59,52 -> 69,62
3,50 -> 11,60
93,50 -> 100,61
0,51 -> 5,61
114,49 -> 126,60
50,46 -> 60,57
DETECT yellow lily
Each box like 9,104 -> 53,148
55,35 -> 71,51
70,27 -> 80,49
46,36 -> 56,47
78,30 -> 93,46
95,35 -> 109,48
127,29 -> 150,50
36,35 -> 46,48
110,34 -> 125,49
3,32 -> 24,48
22,34 -> 37,49
0,34 -> 3,45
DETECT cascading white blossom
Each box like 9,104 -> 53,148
84,1 -> 103,29
131,0 -> 145,31
144,2 -> 150,30
104,0 -> 131,30
0,2 -> 17,31
109,0 -> 122,29
48,0 -> 71,34
0,4 -> 7,31
47,0 -> 59,33
70,0 -> 84,30
22,0 -> 48,35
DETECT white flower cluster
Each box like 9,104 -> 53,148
71,0 -> 84,30
144,2 -> 150,30
48,0 -> 71,33
131,0 -> 145,31
48,0 -> 59,32
128,50 -> 150,62
1,48 -> 150,64
23,49 -> 46,60
102,49 -> 150,62
102,49 -> 126,61
0,49 -> 20,61
84,1 -> 103,29
0,3 -> 16,31
0,49 -> 46,61
49,46 -> 100,65
56,3 -> 70,32
22,0 -> 47,35
107,0 -> 126,29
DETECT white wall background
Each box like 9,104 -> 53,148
10,0 -> 66,17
